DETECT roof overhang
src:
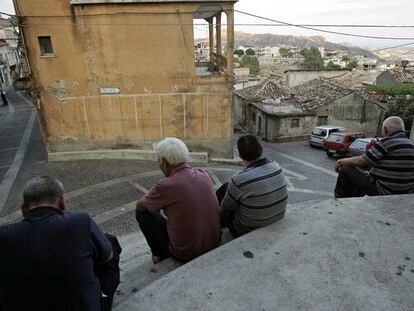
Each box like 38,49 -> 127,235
70,0 -> 237,4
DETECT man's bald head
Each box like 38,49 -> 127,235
382,116 -> 405,137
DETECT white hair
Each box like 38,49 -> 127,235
155,137 -> 189,166
383,116 -> 405,134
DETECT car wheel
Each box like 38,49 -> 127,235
309,143 -> 316,148
326,151 -> 333,157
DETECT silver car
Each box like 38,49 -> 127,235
348,137 -> 378,157
308,125 -> 347,148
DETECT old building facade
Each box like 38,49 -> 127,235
14,0 -> 237,157
234,78 -> 386,141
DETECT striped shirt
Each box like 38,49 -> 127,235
362,131 -> 414,195
221,158 -> 288,235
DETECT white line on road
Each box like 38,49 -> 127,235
94,202 -> 136,225
287,187 -> 332,197
17,92 -> 34,108
283,168 -> 307,181
0,111 -> 37,215
267,148 -> 337,177
206,169 -> 223,189
128,181 -> 149,194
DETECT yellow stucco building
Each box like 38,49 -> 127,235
13,0 -> 237,157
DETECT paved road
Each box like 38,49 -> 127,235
0,89 -> 340,237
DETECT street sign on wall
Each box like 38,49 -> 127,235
100,87 -> 121,95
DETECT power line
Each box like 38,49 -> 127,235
3,10 -> 414,28
235,10 -> 414,40
370,42 -> 414,52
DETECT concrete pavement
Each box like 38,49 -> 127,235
115,195 -> 414,311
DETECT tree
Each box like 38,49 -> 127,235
234,49 -> 244,57
279,47 -> 293,58
300,47 -> 324,70
387,97 -> 414,130
347,59 -> 358,69
240,55 -> 260,75
326,61 -> 342,70
245,48 -> 255,56
368,84 -> 414,130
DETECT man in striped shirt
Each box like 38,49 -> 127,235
334,116 -> 414,197
217,134 -> 288,236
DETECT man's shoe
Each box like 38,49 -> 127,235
152,256 -> 161,264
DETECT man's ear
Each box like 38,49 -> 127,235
20,203 -> 30,217
57,197 -> 66,212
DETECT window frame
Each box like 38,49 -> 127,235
38,36 -> 55,57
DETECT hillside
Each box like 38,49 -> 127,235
233,31 -> 377,58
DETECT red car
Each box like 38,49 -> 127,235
324,132 -> 366,157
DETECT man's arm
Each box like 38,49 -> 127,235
90,218 -> 113,264
335,156 -> 369,173
220,179 -> 240,212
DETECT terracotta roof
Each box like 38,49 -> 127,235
234,78 -> 292,102
325,71 -> 379,88
388,69 -> 414,83
292,79 -> 353,111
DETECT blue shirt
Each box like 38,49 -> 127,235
0,207 -> 112,311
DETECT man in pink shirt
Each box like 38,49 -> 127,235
135,138 -> 221,264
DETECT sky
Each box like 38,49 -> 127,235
1,0 -> 414,49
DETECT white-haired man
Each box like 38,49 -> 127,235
334,116 -> 414,197
135,138 -> 221,263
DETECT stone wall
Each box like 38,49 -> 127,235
285,70 -> 350,88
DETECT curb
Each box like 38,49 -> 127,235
48,149 -> 209,164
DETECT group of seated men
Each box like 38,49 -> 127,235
0,116 -> 412,310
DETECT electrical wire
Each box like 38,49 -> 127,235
370,42 -> 414,52
2,10 -> 414,28
234,10 -> 414,40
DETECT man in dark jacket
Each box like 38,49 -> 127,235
0,176 -> 115,311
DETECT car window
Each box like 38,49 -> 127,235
327,134 -> 345,143
312,128 -> 327,137
350,140 -> 368,149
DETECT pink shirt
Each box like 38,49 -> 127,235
140,163 -> 221,261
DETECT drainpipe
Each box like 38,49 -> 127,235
12,0 -> 32,76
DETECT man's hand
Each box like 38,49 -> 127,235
335,156 -> 369,173
335,159 -> 343,173
136,200 -> 146,213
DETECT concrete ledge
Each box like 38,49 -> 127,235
116,195 -> 414,311
48,149 -> 209,163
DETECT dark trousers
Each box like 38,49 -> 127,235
95,234 -> 122,311
334,166 -> 379,198
1,95 -> 8,106
216,183 -> 239,237
135,210 -> 171,260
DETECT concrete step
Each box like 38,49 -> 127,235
114,195 -> 414,311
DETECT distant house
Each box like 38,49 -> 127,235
234,78 -> 386,141
284,69 -> 352,88
376,69 -> 414,85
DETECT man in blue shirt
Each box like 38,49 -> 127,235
0,176 -> 113,311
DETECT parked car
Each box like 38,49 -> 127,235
324,132 -> 366,157
348,137 -> 379,157
308,125 -> 347,148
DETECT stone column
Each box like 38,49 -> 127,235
226,10 -> 234,78
216,12 -> 222,55
208,17 -> 214,61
